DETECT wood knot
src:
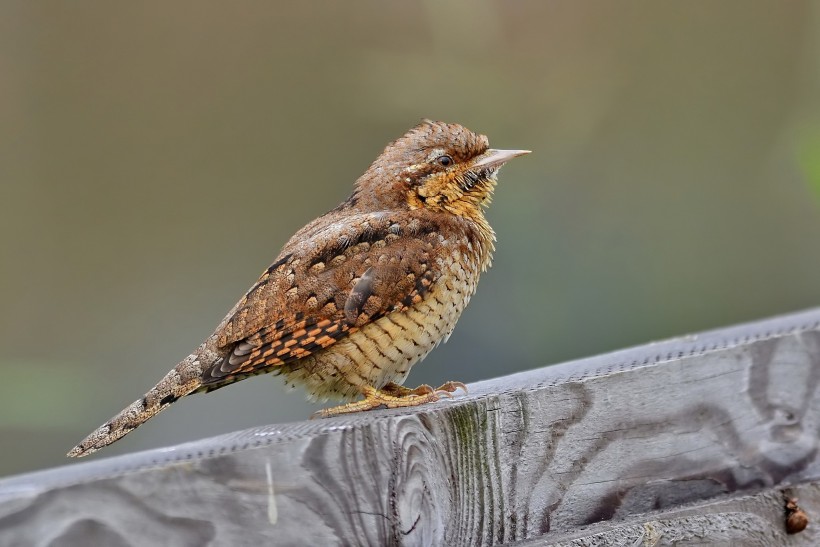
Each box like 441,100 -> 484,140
785,496 -> 809,534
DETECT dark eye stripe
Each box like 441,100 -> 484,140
458,169 -> 490,191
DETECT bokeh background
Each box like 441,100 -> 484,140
2,1 -> 820,478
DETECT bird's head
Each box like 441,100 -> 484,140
354,121 -> 530,221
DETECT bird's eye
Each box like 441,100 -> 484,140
436,155 -> 453,167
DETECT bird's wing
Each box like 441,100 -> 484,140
202,213 -> 442,385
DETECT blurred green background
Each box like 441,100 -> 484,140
2,1 -> 820,478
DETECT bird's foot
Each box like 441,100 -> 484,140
432,380 -> 468,396
382,381 -> 468,398
312,382 -> 466,419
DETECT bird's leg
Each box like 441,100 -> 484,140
313,382 -> 464,419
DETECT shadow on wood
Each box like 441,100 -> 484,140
1,308 -> 819,545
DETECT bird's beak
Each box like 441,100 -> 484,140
472,149 -> 531,170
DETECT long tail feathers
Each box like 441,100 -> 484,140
67,363 -> 203,458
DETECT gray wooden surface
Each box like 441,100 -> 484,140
1,307 -> 820,546
519,481 -> 818,546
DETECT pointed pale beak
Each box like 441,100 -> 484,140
472,149 -> 532,170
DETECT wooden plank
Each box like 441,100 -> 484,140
521,482 -> 818,546
1,308 -> 819,546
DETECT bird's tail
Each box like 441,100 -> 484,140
67,354 -> 205,458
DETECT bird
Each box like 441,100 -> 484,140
68,120 -> 530,458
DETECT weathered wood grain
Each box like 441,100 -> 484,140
525,482 -> 819,546
1,308 -> 820,546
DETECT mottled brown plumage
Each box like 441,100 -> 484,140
68,121 -> 529,457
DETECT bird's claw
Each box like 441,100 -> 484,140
435,381 -> 468,396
